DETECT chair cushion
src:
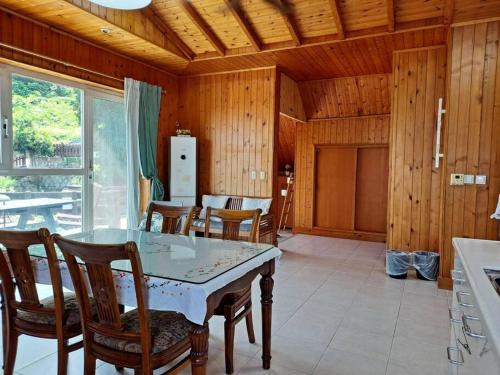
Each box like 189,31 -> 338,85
241,198 -> 272,224
138,212 -> 163,232
191,218 -> 207,228
199,195 -> 229,220
241,197 -> 272,215
94,310 -> 193,354
17,293 -> 84,326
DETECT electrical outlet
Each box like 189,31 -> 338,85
475,175 -> 487,185
450,174 -> 464,186
250,170 -> 257,180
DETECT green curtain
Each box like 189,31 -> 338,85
138,81 -> 164,201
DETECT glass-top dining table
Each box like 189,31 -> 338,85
27,228 -> 282,374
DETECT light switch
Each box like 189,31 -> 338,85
250,170 -> 257,180
260,171 -> 267,180
450,174 -> 464,186
475,175 -> 487,185
463,175 -> 475,184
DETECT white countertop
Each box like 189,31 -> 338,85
453,237 -> 500,363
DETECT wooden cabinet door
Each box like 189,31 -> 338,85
355,147 -> 389,233
314,147 -> 357,230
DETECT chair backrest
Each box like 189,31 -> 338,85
226,197 -> 243,210
204,195 -> 273,212
53,235 -> 152,354
204,208 -> 262,242
145,202 -> 195,235
0,229 -> 65,324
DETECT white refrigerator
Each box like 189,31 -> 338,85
169,136 -> 197,206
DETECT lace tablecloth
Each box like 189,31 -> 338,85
30,246 -> 281,325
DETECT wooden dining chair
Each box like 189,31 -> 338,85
145,202 -> 196,235
204,207 -> 262,374
53,234 -> 195,374
0,228 -> 84,375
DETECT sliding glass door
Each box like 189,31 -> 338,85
0,65 -> 126,233
88,94 -> 127,229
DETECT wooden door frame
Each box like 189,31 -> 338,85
311,143 -> 389,241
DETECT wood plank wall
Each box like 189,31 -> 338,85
298,74 -> 391,120
293,74 -> 392,235
280,73 -> 306,122
278,115 -> 296,170
177,68 -> 277,198
294,115 -> 390,230
439,21 -> 500,288
387,47 -> 447,253
0,9 -> 178,187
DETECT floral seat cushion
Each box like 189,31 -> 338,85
94,309 -> 194,354
138,212 -> 164,232
17,292 -> 85,326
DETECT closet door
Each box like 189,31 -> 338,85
314,147 -> 357,230
355,147 -> 389,233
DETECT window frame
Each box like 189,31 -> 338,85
0,63 -> 125,231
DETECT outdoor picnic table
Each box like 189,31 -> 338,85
0,197 -> 79,230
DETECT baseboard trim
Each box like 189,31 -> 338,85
293,227 -> 386,242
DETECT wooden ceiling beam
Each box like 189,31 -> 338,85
280,9 -> 302,46
328,0 -> 345,39
444,0 -> 455,24
193,19 -> 445,61
386,0 -> 395,32
179,0 -> 226,56
273,0 -> 301,46
223,0 -> 262,51
62,0 -> 189,61
142,7 -> 195,60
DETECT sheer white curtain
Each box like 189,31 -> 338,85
124,78 -> 141,229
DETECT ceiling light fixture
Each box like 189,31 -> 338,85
89,0 -> 152,10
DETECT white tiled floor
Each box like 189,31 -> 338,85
1,234 -> 452,374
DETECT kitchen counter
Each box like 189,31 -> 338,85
452,237 -> 500,366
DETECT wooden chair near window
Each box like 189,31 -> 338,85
0,228 -> 84,375
52,234 -> 195,374
144,202 -> 196,235
204,207 -> 262,374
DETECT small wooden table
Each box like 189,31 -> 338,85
27,229 -> 281,374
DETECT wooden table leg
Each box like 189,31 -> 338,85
260,260 -> 275,369
190,323 -> 209,375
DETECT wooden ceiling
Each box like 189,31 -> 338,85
278,115 -> 296,169
0,0 -> 499,79
184,28 -> 446,79
299,74 -> 391,118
